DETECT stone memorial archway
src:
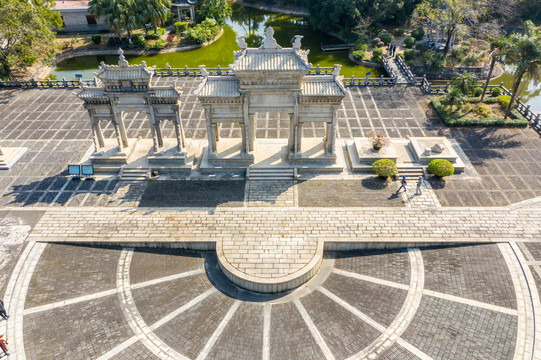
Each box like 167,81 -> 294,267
196,27 -> 347,165
77,49 -> 187,170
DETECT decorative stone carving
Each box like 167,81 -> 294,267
260,27 -> 281,49
237,36 -> 247,50
292,35 -> 303,49
424,147 -> 432,156
431,143 -> 445,153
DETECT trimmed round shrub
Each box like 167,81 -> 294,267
380,33 -> 394,45
91,34 -> 102,45
404,49 -> 415,61
175,21 -> 188,34
491,87 -> 502,97
394,28 -> 405,36
428,159 -> 455,178
372,159 -> 398,178
498,94 -> 511,110
404,36 -> 416,48
152,39 -> 165,50
372,48 -> 383,63
352,50 -> 366,61
411,27 -> 425,41
473,86 -> 484,97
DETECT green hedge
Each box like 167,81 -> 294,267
372,159 -> 397,178
430,97 -> 529,128
428,159 -> 454,178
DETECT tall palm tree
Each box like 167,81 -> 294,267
501,20 -> 541,119
481,38 -> 505,101
445,87 -> 465,114
137,0 -> 171,31
89,0 -> 139,37
450,72 -> 477,96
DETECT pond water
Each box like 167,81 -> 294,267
51,4 -> 384,79
491,66 -> 541,113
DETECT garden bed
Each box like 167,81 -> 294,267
430,96 -> 529,127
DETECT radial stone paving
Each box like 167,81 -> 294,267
3,242 -> 532,360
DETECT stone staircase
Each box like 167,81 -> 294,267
119,167 -> 150,181
246,167 -> 297,181
398,166 -> 425,180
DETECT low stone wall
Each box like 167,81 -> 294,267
410,65 -> 494,80
52,27 -> 224,66
348,53 -> 383,68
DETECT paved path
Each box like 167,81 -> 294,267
26,205 -> 541,246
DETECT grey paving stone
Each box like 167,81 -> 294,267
24,295 -> 132,360
132,273 -> 212,325
110,340 -> 160,360
270,302 -> 326,360
153,291 -> 235,359
206,302 -> 264,360
422,244 -> 517,309
25,244 -> 120,308
139,180 -> 246,208
379,343 -> 421,360
322,272 -> 408,327
300,290 -> 382,360
402,296 -> 517,360
298,180 -> 404,207
130,248 -> 206,284
333,249 -> 411,285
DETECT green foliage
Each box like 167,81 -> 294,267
372,48 -> 383,63
198,0 -> 232,26
380,33 -> 394,45
146,27 -> 165,40
89,0 -> 139,37
394,28 -> 405,36
305,0 -> 360,36
472,87 -> 484,97
404,48 -> 415,60
498,95 -> 511,110
423,50 -> 446,70
491,87 -> 502,97
138,0 -> 172,29
151,39 -> 165,50
174,21 -> 188,34
473,103 -> 490,117
371,159 -> 397,179
411,27 -> 424,41
355,43 -> 368,52
451,72 -> 477,95
404,36 -> 416,48
444,87 -> 465,113
428,159 -> 455,178
0,0 -> 62,78
430,97 -> 529,127
352,50 -> 366,61
132,34 -> 149,49
91,34 -> 102,44
185,17 -> 220,44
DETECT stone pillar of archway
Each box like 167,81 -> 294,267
173,108 -> 185,153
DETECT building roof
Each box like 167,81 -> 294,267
301,76 -> 346,97
77,87 -> 106,99
150,87 -> 181,98
196,76 -> 241,98
231,49 -> 311,72
94,48 -> 153,83
230,27 -> 311,72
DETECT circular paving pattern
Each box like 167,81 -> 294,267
3,242 -> 537,360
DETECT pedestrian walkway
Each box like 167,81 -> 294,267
399,180 -> 441,208
385,57 -> 409,84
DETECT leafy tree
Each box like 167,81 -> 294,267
481,38 -> 505,101
138,0 -> 172,31
305,0 -> 360,36
197,0 -> 232,26
444,86 -> 465,113
414,0 -> 488,54
450,72 -> 477,95
89,0 -> 140,37
501,20 -> 541,119
0,0 -> 62,79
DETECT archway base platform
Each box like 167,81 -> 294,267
0,147 -> 27,170
200,138 -> 345,174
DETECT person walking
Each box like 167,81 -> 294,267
396,175 -> 407,193
0,335 -> 8,357
416,176 -> 424,195
0,300 -> 8,320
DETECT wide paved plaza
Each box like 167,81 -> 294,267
1,77 -> 541,359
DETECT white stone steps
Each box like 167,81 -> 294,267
119,167 -> 150,181
247,167 -> 296,181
